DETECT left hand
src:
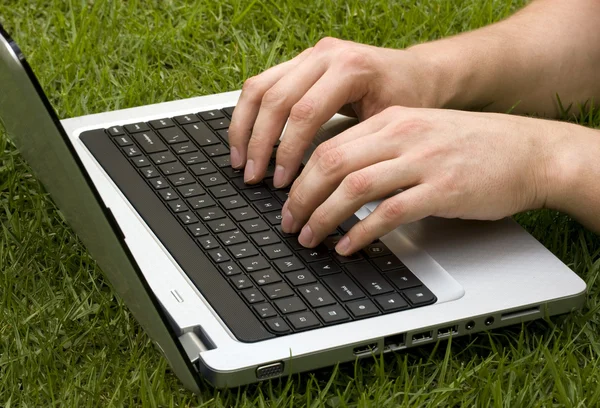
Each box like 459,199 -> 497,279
281,106 -> 566,255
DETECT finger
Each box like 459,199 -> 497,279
229,48 -> 313,168
272,66 -> 368,188
335,183 -> 439,255
244,56 -> 329,183
282,129 -> 397,234
297,157 -> 421,247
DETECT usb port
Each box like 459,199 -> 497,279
411,330 -> 433,343
437,325 -> 459,337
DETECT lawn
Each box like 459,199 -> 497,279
1,0 -> 600,406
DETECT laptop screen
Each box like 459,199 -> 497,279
0,24 -> 200,392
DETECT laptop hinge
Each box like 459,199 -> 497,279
178,332 -> 208,364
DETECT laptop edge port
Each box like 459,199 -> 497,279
383,333 -> 406,351
437,325 -> 459,337
256,362 -> 284,380
353,342 -> 379,355
411,330 -> 433,343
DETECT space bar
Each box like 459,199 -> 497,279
80,128 -> 273,343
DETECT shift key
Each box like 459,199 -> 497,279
133,131 -> 167,153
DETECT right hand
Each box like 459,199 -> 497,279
228,37 -> 442,188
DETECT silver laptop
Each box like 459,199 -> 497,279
0,24 -> 586,391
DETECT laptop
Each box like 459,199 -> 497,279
0,24 -> 587,391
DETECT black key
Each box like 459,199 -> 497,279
262,282 -> 294,300
298,247 -> 330,263
217,129 -> 229,144
141,166 -> 159,179
333,252 -> 364,264
323,235 -> 343,251
231,207 -> 259,222
150,151 -> 176,164
273,256 -> 304,273
159,188 -> 177,201
198,109 -> 224,121
189,162 -> 217,176
287,311 -> 320,330
264,178 -> 278,191
210,184 -> 237,198
222,106 -> 235,117
230,276 -> 252,290
240,218 -> 269,234
403,287 -> 436,306
133,132 -> 168,154
159,127 -> 189,144
240,255 -> 270,272
168,172 -> 195,186
220,195 -> 247,210
181,152 -> 208,165
206,117 -> 230,130
316,304 -> 350,324
230,242 -> 259,259
265,317 -> 290,333
168,200 -> 188,213
150,177 -> 168,190
124,122 -> 150,133
374,293 -> 409,311
232,177 -> 255,190
159,162 -> 186,175
107,125 -> 125,136
149,118 -> 175,129
217,229 -> 247,246
339,215 -> 360,233
285,237 -> 303,250
178,183 -> 205,198
265,211 -> 283,225
172,142 -> 198,155
183,122 -> 219,146
197,207 -> 226,221
204,143 -> 229,157
347,299 -> 379,318
322,274 -> 365,302
254,198 -> 282,213
249,269 -> 281,286
221,166 -> 244,179
219,261 -> 242,276
285,269 -> 316,286
274,297 -> 306,314
207,217 -> 236,233
178,212 -> 199,225
250,231 -> 281,247
208,248 -> 231,263
386,269 -> 422,290
173,114 -> 200,125
115,135 -> 133,146
364,242 -> 392,258
132,156 -> 150,167
187,196 -> 215,209
310,260 -> 341,276
123,145 -> 141,157
297,284 -> 336,308
199,173 -> 227,187
243,187 -> 272,201
213,155 -> 231,168
274,190 -> 289,203
198,235 -> 219,249
254,303 -> 277,319
346,261 -> 395,296
263,243 -> 292,260
187,224 -> 209,237
372,255 -> 406,272
241,287 -> 265,304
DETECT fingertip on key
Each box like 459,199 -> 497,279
244,159 -> 256,183
273,165 -> 286,188
230,146 -> 242,168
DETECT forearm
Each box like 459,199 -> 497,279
409,0 -> 600,117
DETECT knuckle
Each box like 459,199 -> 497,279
247,133 -> 270,152
311,207 -> 330,230
315,36 -> 340,51
261,88 -> 287,109
288,188 -> 308,213
289,99 -> 317,124
317,148 -> 345,174
390,117 -> 431,135
379,198 -> 406,221
312,141 -> 334,161
241,75 -> 261,95
275,140 -> 295,158
339,50 -> 370,70
343,171 -> 372,199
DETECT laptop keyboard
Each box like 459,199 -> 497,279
86,106 -> 436,338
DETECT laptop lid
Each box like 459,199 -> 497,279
0,24 -> 201,392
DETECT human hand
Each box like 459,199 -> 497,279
281,107 -> 569,255
228,37 -> 441,188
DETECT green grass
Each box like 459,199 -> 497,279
1,0 -> 599,406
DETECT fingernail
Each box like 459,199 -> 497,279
281,208 -> 295,232
335,235 -> 351,255
298,224 -> 314,247
230,146 -> 242,168
273,165 -> 286,188
244,159 -> 255,182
